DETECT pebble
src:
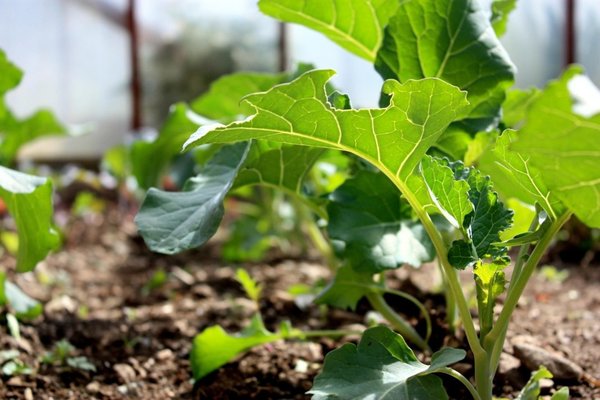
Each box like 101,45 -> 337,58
156,349 -> 174,361
498,352 -> 521,375
513,342 -> 583,380
24,388 -> 33,400
86,381 -> 101,393
114,363 -> 136,383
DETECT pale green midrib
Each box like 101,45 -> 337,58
435,1 -> 469,79
263,3 -> 379,61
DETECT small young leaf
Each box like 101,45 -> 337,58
516,366 -> 553,400
550,387 -> 570,400
190,314 -> 282,380
5,281 -> 43,321
447,167 -> 513,269
259,0 -> 399,61
421,156 -> 473,229
235,269 -> 262,303
327,170 -> 434,272
513,66 -> 600,228
309,325 -> 465,400
474,260 -> 507,337
0,167 -> 60,272
375,0 -> 515,128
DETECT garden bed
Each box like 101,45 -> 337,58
0,207 -> 599,399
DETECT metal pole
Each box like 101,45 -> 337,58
565,0 -> 576,66
126,0 -> 142,130
278,22 -> 288,72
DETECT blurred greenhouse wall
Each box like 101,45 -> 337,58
0,0 -> 598,161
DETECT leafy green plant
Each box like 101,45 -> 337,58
0,50 -> 63,321
41,340 -> 96,373
135,0 -> 599,398
190,268 -> 358,380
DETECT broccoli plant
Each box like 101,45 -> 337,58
135,0 -> 599,398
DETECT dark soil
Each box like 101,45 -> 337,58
0,206 -> 598,399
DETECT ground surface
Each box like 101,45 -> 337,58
0,207 -> 599,399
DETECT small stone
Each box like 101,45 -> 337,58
114,363 -> 136,383
45,295 -> 77,314
156,349 -> 174,361
86,381 -> 100,393
24,388 -> 33,400
498,352 -> 521,375
513,342 -> 583,380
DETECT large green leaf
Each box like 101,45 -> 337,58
135,143 -> 249,254
133,69 -> 308,189
309,325 -> 465,400
136,139 -> 324,254
501,88 -> 541,128
259,0 -> 398,61
375,0 -> 515,128
185,69 -> 469,188
0,166 -> 60,272
327,170 -> 434,273
479,130 -> 564,219
130,103 -> 200,189
512,67 -> 600,228
233,141 -> 324,193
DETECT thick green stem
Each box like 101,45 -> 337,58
440,262 -> 459,333
339,281 -> 432,341
437,367 -> 482,400
366,292 -> 430,352
385,176 -> 484,359
485,212 -> 570,345
473,351 -> 493,400
483,212 -> 571,376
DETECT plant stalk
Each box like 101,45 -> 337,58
483,212 -> 571,376
366,292 -> 430,352
437,367 -> 482,400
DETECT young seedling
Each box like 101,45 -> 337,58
189,268 -> 360,380
41,340 -> 96,373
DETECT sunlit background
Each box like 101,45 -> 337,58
1,0 -> 599,160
